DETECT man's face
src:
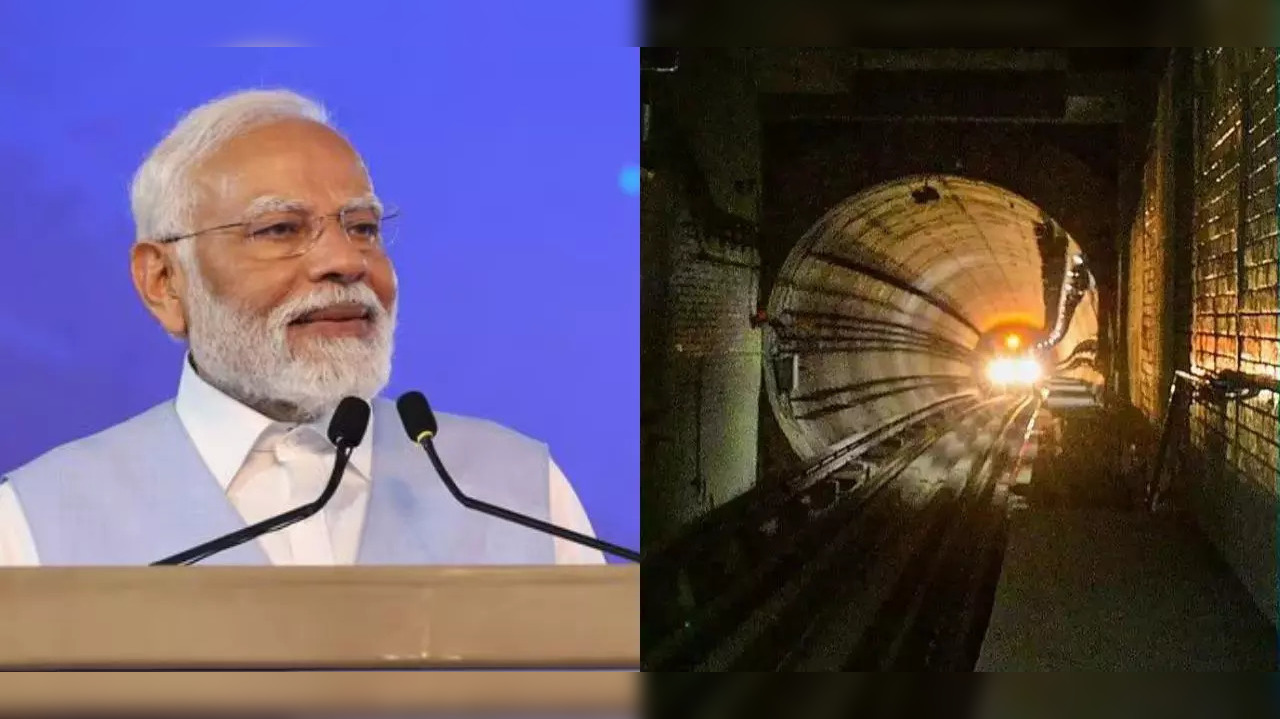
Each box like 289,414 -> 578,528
143,119 -> 399,420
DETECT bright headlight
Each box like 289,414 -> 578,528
986,358 -> 1016,384
985,356 -> 1042,385
1015,357 -> 1042,383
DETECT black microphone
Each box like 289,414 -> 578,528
395,391 -> 640,562
152,396 -> 372,566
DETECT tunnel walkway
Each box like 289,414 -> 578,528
979,507 -> 1277,670
980,407 -> 1276,670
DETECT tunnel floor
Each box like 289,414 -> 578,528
978,409 -> 1277,671
643,392 -> 1277,680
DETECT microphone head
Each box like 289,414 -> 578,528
396,391 -> 439,444
328,397 -> 372,448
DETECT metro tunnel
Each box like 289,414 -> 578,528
640,48 -> 1278,687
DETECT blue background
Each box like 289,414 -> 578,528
0,11 -> 638,553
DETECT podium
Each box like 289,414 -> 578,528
0,564 -> 639,714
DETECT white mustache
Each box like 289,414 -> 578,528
270,284 -> 386,329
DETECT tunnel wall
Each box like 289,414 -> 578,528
759,122 -> 1117,480
640,169 -> 763,546
640,53 -> 766,547
1125,62 -> 1174,421
760,123 -> 1119,310
1125,48 -> 1278,623
1187,48 -> 1279,625
761,175 -> 1101,470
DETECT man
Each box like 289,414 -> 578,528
0,89 -> 604,566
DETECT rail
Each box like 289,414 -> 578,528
642,391 -> 983,568
641,394 -> 983,665
839,396 -> 1038,671
644,395 -> 1040,681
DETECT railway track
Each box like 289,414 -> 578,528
646,395 -> 1041,714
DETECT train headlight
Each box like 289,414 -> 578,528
985,356 -> 1042,385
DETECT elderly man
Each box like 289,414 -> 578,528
0,89 -> 603,566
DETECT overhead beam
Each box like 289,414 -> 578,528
850,49 -> 1068,72
761,88 -> 1127,124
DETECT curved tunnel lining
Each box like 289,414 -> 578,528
765,174 -> 1100,462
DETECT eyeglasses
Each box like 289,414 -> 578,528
154,205 -> 400,261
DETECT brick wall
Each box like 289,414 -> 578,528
1186,48 -> 1277,623
642,51 -> 767,546
642,169 -> 764,545
1188,48 -> 1279,496
1125,62 -> 1171,422
1233,49 -> 1280,480
1123,47 -> 1278,625
667,221 -> 760,357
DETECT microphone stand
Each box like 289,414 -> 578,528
152,445 -> 355,566
418,439 -> 640,562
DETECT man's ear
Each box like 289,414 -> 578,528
130,241 -> 189,338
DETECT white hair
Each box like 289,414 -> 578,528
129,88 -> 331,243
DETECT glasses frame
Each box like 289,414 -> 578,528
152,205 -> 400,259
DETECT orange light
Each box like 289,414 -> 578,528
1004,334 -> 1021,350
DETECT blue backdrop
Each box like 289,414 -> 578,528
0,39 -> 638,552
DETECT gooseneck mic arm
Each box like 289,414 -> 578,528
152,397 -> 372,566
396,391 -> 640,563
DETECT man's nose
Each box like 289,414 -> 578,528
305,218 -> 367,284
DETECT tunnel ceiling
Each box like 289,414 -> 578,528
765,175 -> 1099,460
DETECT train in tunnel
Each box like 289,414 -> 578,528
641,48 -> 1280,676
974,326 -> 1049,395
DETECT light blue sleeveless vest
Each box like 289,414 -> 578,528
1,398 -> 555,565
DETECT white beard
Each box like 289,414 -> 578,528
178,249 -> 395,422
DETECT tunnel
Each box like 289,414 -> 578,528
763,174 -> 1099,461
641,47 -> 1278,686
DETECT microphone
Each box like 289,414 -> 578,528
152,396 -> 372,566
396,391 -> 640,562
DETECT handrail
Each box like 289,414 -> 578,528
1145,368 -> 1276,510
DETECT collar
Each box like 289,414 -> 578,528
174,355 -> 375,492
